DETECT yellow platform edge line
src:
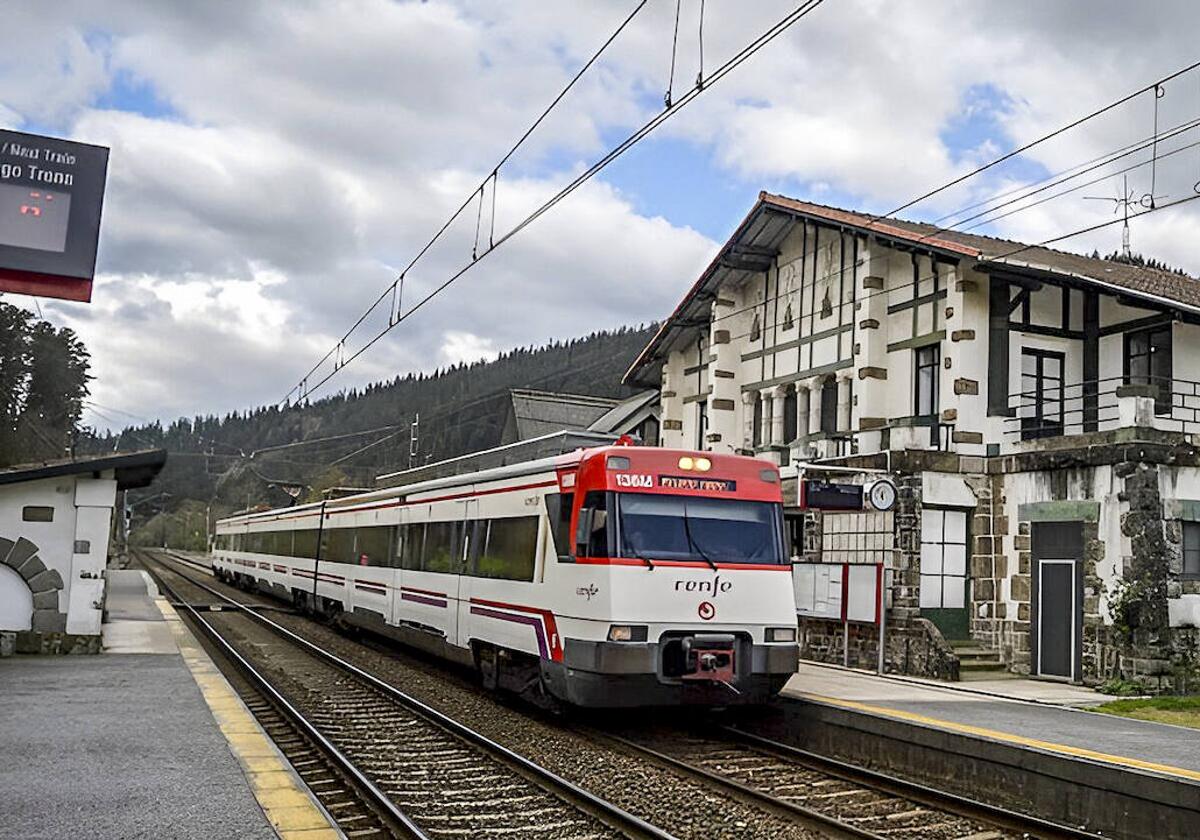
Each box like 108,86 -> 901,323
800,691 -> 1200,783
153,596 -> 346,839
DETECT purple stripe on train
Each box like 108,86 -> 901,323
469,606 -> 549,659
402,592 -> 448,608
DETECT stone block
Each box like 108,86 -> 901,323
0,538 -> 12,563
1014,534 -> 1030,551
662,419 -> 683,431
714,369 -> 735,379
711,398 -> 735,411
858,366 -> 887,380
705,433 -> 723,443
951,329 -> 976,342
862,275 -> 884,289
31,610 -> 67,633
1018,521 -> 1030,536
971,556 -> 993,578
858,318 -> 880,330
660,390 -> 677,399
941,408 -> 958,422
6,537 -> 37,569
859,416 -> 887,430
953,378 -> 978,395
994,556 -> 1007,578
974,536 -> 993,555
945,306 -> 955,319
1011,574 -> 1031,602
974,579 -> 995,601
27,568 -> 63,593
15,555 -> 46,580
32,590 -> 59,610
995,602 -> 1007,619
712,329 -> 731,344
952,431 -> 983,444
994,515 -> 1009,534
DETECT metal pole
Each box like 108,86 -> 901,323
877,565 -> 886,675
312,500 -> 327,610
843,616 -> 849,667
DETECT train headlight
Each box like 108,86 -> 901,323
694,457 -> 712,472
678,456 -> 695,471
608,624 -> 648,642
765,627 -> 797,643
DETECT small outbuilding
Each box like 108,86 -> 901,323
0,449 -> 166,654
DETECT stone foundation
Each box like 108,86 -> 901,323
798,616 -> 959,680
4,630 -> 102,655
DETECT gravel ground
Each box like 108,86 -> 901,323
150,555 -> 828,839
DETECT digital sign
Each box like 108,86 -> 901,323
0,130 -> 109,303
801,479 -> 864,511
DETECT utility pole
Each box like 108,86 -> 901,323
409,413 -> 419,469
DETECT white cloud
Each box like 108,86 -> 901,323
3,0 -> 1199,430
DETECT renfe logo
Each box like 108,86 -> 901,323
614,473 -> 653,488
675,577 -> 732,598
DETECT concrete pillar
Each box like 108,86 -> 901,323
837,373 -> 853,432
770,386 -> 787,445
798,385 -> 812,440
943,262 -> 987,453
706,299 -> 739,452
853,238 -> 889,439
808,377 -> 823,436
742,391 -> 757,449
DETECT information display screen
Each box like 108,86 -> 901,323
0,183 -> 72,253
0,129 -> 109,302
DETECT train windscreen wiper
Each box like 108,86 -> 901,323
620,533 -> 656,570
681,505 -> 719,572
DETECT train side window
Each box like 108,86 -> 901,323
545,492 -> 574,562
326,528 -> 355,564
423,521 -> 459,573
471,517 -> 538,581
400,523 -> 425,570
576,491 -> 609,558
354,526 -> 393,567
293,529 -> 319,559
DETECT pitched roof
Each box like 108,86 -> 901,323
504,389 -> 619,442
624,191 -> 1200,385
0,448 -> 167,490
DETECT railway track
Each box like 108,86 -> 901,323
137,550 -> 672,840
142,550 -> 1102,840
588,725 -> 1104,840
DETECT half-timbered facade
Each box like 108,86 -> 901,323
627,193 -> 1200,688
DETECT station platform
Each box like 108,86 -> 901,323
0,570 -> 340,840
782,661 -> 1200,778
765,661 -> 1200,839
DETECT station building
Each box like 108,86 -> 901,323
626,192 -> 1200,688
0,449 -> 166,654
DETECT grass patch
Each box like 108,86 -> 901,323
1092,695 -> 1200,729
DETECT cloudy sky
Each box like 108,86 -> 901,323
2,1 -> 1199,430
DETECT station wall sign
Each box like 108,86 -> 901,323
800,479 -> 863,511
0,129 -> 109,303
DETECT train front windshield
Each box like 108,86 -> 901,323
615,493 -> 785,565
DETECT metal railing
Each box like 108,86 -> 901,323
1003,375 -> 1200,439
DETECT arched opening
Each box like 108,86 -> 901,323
0,564 -> 33,631
819,377 -> 839,433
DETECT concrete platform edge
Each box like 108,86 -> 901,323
750,695 -> 1200,840
153,596 -> 345,840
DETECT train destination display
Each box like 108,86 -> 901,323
0,129 -> 109,302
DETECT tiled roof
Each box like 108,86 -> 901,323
624,192 -> 1200,385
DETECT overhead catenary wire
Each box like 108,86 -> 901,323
284,0 -> 650,404
282,0 -> 829,406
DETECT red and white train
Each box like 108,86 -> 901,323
212,442 -> 799,707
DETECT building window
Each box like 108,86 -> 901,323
1124,325 -> 1172,415
1020,348 -> 1064,440
819,378 -> 838,433
915,344 -> 939,417
920,508 -> 967,609
1184,521 -> 1200,579
22,506 -> 54,522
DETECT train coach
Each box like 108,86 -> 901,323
211,442 -> 799,707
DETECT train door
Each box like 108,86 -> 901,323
448,498 -> 478,647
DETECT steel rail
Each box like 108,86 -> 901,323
139,550 -> 430,840
582,729 -> 885,840
145,550 -> 676,840
723,725 -> 1106,840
